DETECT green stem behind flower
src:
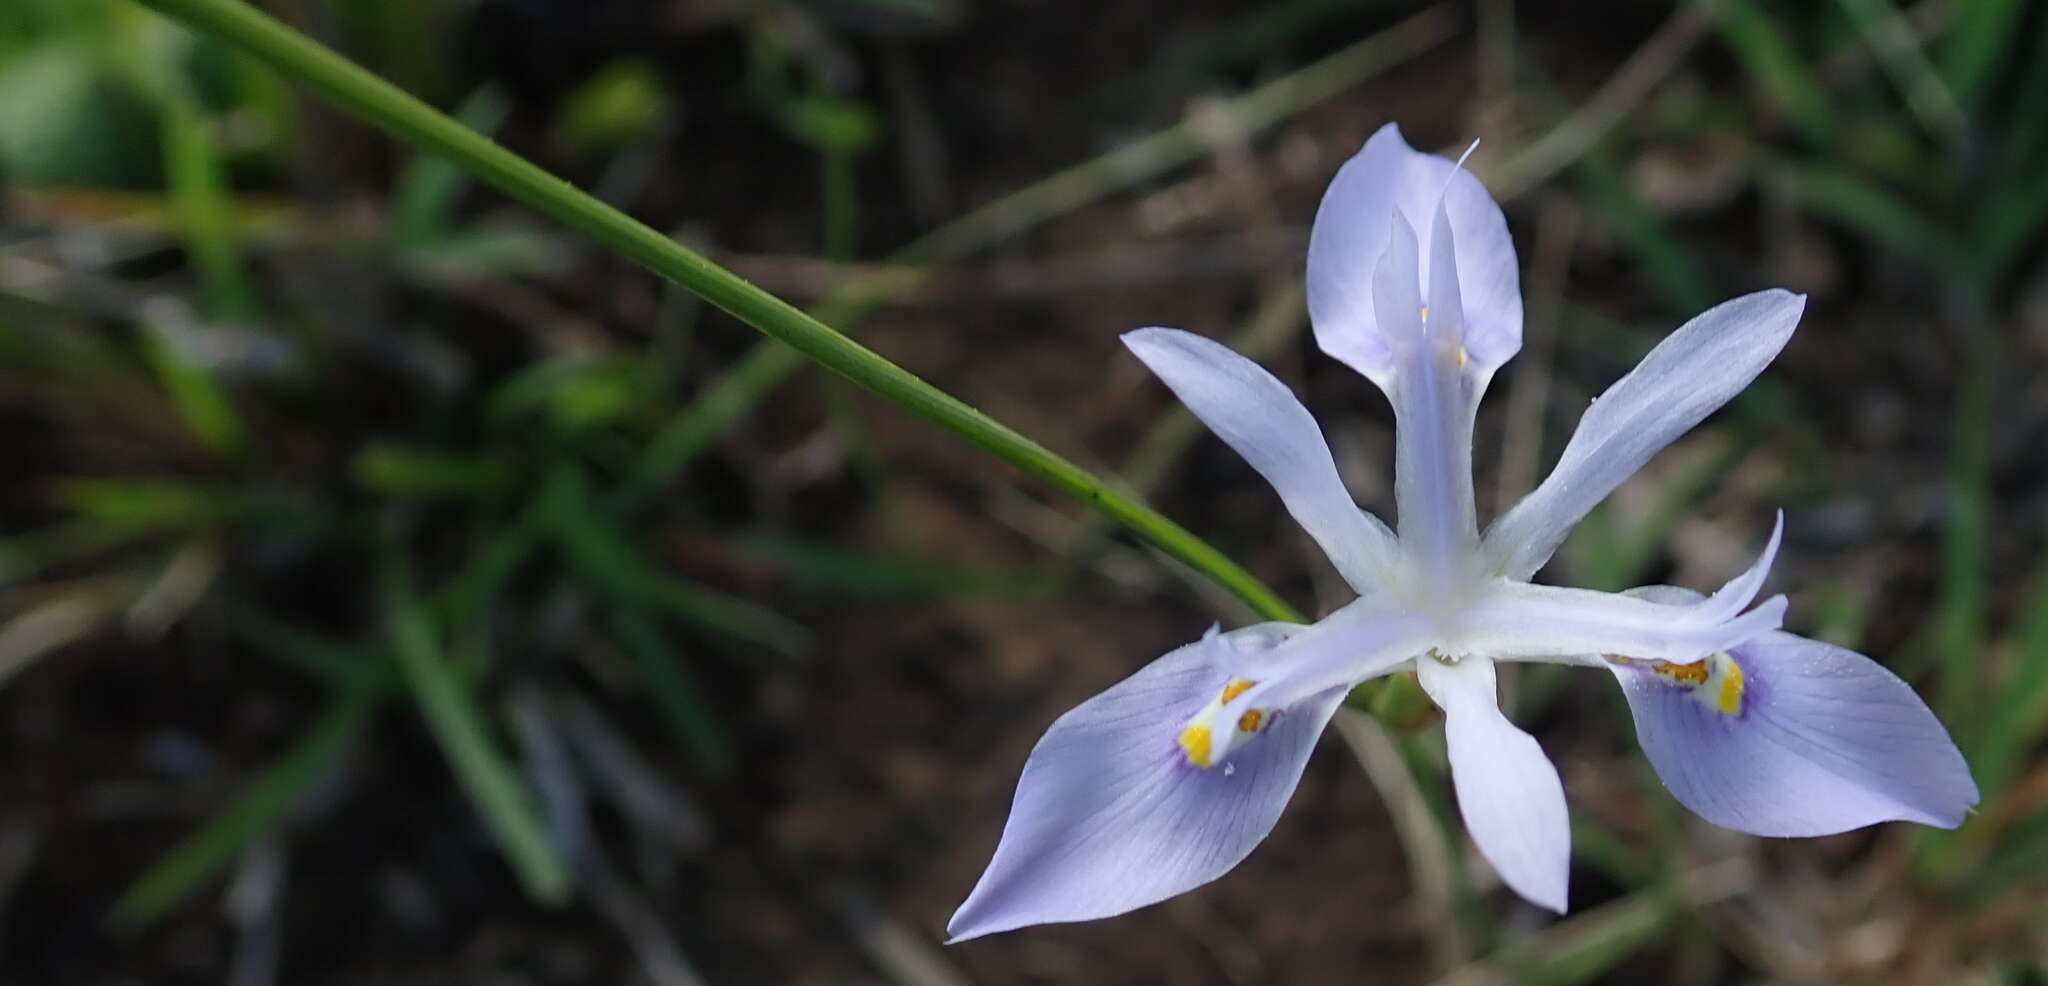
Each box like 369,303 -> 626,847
129,0 -> 1302,623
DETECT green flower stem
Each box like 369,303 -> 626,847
619,6 -> 1454,507
132,0 -> 1300,622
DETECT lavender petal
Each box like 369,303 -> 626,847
1612,629 -> 1978,837
1484,289 -> 1806,581
948,629 -> 1347,941
1307,123 -> 1521,387
1123,327 -> 1400,591
1418,657 -> 1571,912
1459,515 -> 1785,665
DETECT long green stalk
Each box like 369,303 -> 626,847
132,0 -> 1300,622
618,7 -> 1453,507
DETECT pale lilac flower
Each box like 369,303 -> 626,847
947,123 -> 1978,941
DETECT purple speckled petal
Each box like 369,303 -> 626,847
1611,628 -> 1978,837
1306,123 -> 1521,388
947,627 -> 1348,942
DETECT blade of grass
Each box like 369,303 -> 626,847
437,501 -> 549,629
618,339 -> 796,511
138,321 -> 250,460
217,600 -> 382,687
0,519 -> 147,585
382,550 -> 572,905
909,8 -> 1454,264
1567,815 -> 1656,889
113,511 -> 548,926
1485,4 -> 1712,199
110,685 -> 375,928
1936,0 -> 2025,109
541,465 -> 813,659
1760,154 -> 1977,287
1971,557 -> 2048,800
52,476 -> 228,534
1979,167 -> 2048,285
1994,26 -> 2048,179
1059,280 -> 1307,565
1956,803 -> 2048,907
733,531 -> 1053,599
1332,709 -> 1470,964
1392,727 -> 1493,949
1077,0 -> 1369,117
791,94 -> 897,521
1568,432 -> 1742,592
1708,0 -> 1836,147
352,443 -> 515,500
1572,146 -> 1715,316
51,476 -> 331,541
130,0 -> 1301,623
138,327 -> 247,459
1934,328 -> 1994,719
1429,861 -> 1753,986
1833,0 -> 1965,144
607,604 -> 732,774
224,503 -> 541,690
391,85 -> 509,250
162,101 -> 259,319
1805,576 -> 1876,650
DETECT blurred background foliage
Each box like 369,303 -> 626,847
1,0 -> 2045,983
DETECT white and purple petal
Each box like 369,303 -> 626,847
1458,514 -> 1786,665
947,627 -> 1348,942
1417,657 -> 1571,912
1377,211 -> 1482,586
1123,327 -> 1401,592
1230,595 -> 1431,710
1611,627 -> 1977,837
1484,289 -> 1807,581
1306,123 -> 1522,387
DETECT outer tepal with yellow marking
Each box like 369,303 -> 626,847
1610,652 -> 1746,717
